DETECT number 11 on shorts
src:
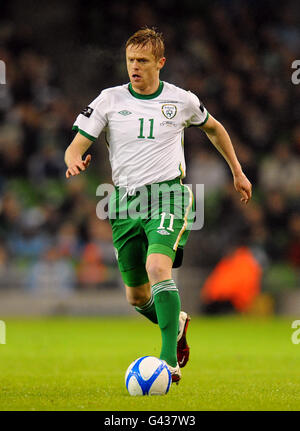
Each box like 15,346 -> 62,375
158,212 -> 174,232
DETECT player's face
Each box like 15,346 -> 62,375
126,43 -> 165,93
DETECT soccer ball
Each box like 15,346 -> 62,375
125,356 -> 171,396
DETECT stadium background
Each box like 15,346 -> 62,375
0,0 -> 299,316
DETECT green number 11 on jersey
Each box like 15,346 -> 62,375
138,118 -> 155,139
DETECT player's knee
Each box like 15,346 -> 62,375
126,289 -> 148,307
127,296 -> 142,307
146,253 -> 173,283
146,262 -> 168,282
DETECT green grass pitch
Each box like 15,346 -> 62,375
0,315 -> 299,411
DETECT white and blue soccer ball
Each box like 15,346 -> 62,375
125,356 -> 171,396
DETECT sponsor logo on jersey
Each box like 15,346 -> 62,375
160,120 -> 177,127
162,104 -> 177,119
118,110 -> 132,116
157,229 -> 171,235
81,106 -> 94,118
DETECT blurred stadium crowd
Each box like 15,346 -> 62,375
0,0 -> 299,303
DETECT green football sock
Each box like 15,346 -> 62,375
135,294 -> 158,324
152,279 -> 181,367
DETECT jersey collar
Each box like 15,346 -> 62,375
128,81 -> 164,99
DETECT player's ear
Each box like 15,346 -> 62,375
157,57 -> 166,71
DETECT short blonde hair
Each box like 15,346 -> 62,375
126,27 -> 165,61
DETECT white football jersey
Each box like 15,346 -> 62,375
72,81 -> 209,188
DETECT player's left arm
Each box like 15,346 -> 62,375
199,114 -> 252,204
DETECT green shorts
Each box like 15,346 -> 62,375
108,177 -> 195,287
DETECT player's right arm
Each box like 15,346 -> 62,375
66,90 -> 110,178
64,132 -> 93,178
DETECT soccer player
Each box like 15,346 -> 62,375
64,28 -> 252,383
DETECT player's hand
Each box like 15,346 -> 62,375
233,171 -> 252,204
65,154 -> 91,178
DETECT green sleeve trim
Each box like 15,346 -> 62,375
72,125 -> 97,141
188,112 -> 210,128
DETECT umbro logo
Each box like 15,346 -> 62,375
157,229 -> 170,235
118,110 -> 132,116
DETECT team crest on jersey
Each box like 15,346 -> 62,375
162,104 -> 177,119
